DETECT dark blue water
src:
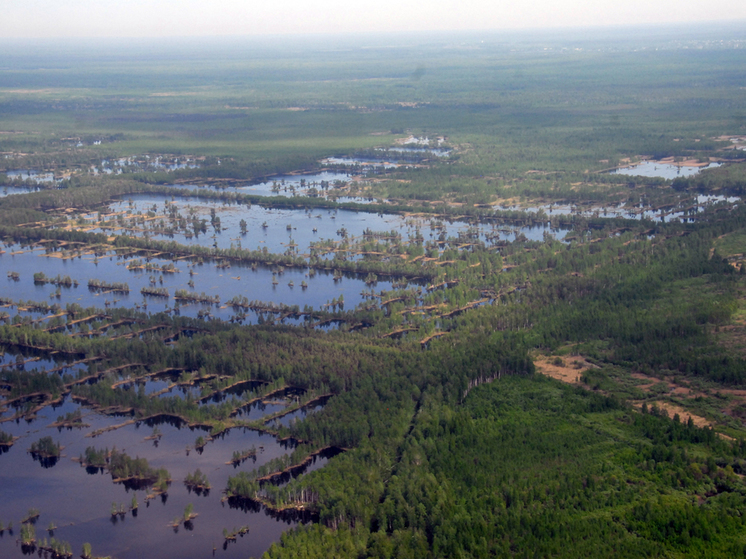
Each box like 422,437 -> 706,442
0,246 -> 393,322
0,393 -> 328,559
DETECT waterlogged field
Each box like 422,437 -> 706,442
95,195 -> 569,251
1,186 -> 39,198
518,194 -> 740,222
610,161 -> 723,180
0,393 -> 324,559
1,246 -> 395,323
186,170 -> 353,198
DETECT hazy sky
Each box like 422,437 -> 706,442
3,0 -> 746,38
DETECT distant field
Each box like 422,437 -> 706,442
1,27 -> 745,181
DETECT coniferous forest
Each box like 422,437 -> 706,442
2,23 -> 746,558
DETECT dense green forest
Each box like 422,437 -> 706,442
2,23 -> 746,558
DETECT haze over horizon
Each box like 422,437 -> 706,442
4,0 -> 746,39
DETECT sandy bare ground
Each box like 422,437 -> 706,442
631,401 -> 711,428
535,355 -> 715,429
611,369 -> 716,428
630,372 -> 693,396
533,355 -> 593,385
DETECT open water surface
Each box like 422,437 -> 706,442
96,194 -> 569,251
1,246 -> 394,322
609,161 -> 722,179
0,393 -> 326,559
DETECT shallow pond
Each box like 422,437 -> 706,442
0,185 -> 40,198
92,156 -> 200,176
518,193 -> 739,222
1,192 -> 571,322
321,157 -> 402,169
270,404 -> 324,429
4,170 -> 59,184
226,400 -> 287,421
172,170 -> 351,199
97,194 -> 568,252
379,147 -> 451,158
609,161 -> 722,180
0,395 -> 322,559
0,351 -> 88,378
1,246 -> 395,322
220,170 -> 351,198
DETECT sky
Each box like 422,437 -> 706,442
3,0 -> 746,38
